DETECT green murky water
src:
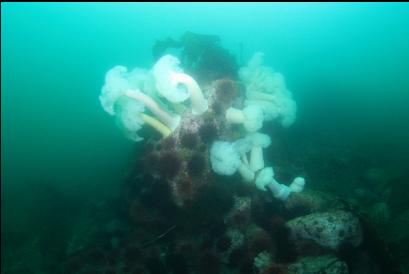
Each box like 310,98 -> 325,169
2,3 -> 409,274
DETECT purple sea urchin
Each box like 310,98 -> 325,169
180,132 -> 198,149
214,78 -> 237,104
171,175 -> 197,207
199,123 -> 218,144
216,235 -> 232,252
249,230 -> 274,254
187,153 -> 206,176
198,252 -> 221,274
161,136 -> 177,150
158,151 -> 182,179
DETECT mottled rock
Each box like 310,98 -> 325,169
254,251 -> 273,273
288,255 -> 348,274
286,210 -> 362,250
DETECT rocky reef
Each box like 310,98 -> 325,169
3,33 -> 404,274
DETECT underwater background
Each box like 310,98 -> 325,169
2,3 -> 409,274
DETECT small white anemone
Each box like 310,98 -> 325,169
225,105 -> 264,132
210,141 -> 241,176
233,138 -> 255,182
246,132 -> 271,172
255,167 -> 293,201
210,140 -> 255,182
289,177 -> 305,193
255,167 -> 275,191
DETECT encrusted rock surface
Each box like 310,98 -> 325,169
286,210 -> 362,250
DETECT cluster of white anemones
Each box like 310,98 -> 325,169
209,52 -> 304,201
100,55 -> 208,141
100,52 -> 304,200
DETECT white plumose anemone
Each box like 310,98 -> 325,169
239,52 -> 297,127
152,55 -> 208,115
255,167 -> 305,201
